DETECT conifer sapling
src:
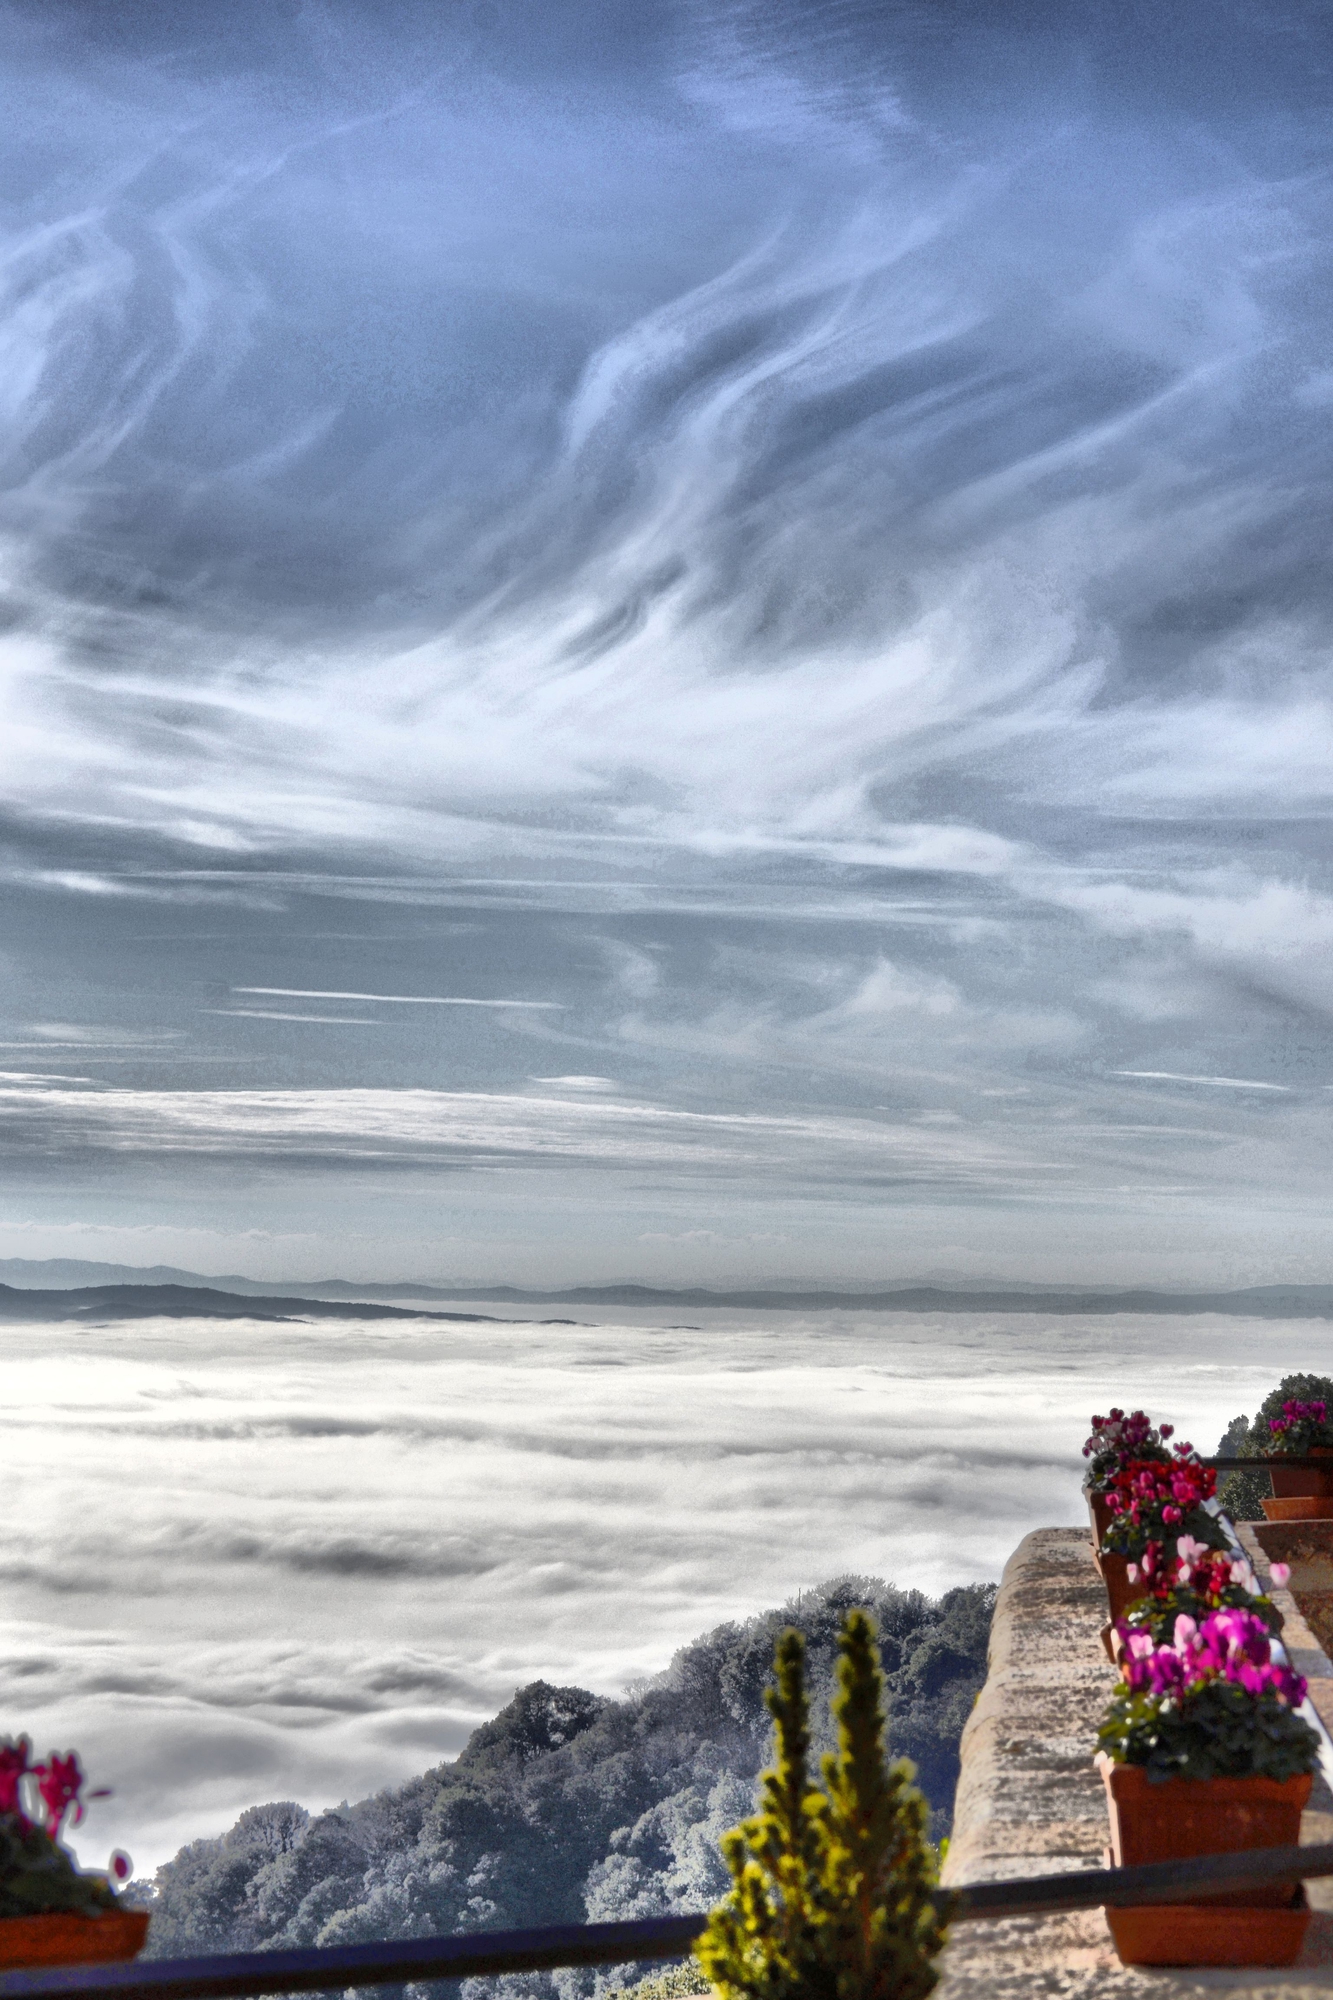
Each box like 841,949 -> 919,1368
695,1610 -> 952,2000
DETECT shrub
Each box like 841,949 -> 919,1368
695,1612 -> 951,2000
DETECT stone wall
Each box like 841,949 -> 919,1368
1251,1521 -> 1333,1664
936,1526 -> 1333,1998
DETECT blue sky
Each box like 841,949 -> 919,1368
3,0 -> 1333,1283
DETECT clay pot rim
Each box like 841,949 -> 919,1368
1096,1753 -> 1314,1799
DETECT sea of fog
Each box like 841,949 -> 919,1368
3,1305 -> 1324,1875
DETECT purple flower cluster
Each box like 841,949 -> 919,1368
1270,1398 -> 1328,1435
1120,1607 -> 1308,1708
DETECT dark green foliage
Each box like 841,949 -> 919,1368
1215,1374 -> 1333,1522
142,1804 -> 313,1954
139,1577 -> 993,1996
1097,1681 -> 1320,1784
0,1817 -> 118,1919
695,1614 -> 951,2000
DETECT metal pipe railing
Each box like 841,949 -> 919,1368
3,1844 -> 1333,2000
1200,1456 -> 1332,1470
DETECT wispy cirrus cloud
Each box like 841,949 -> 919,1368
231,989 -> 564,1007
1113,1071 -> 1292,1092
0,0 -> 1328,1273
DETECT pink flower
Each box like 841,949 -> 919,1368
1173,1614 -> 1199,1650
1270,1562 -> 1292,1587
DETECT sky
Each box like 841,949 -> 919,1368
8,1301 -> 1323,1873
3,0 -> 1333,1283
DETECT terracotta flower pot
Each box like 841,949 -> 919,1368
1270,1453 -> 1333,1499
1087,1490 -> 1115,1553
1098,1553 -> 1149,1624
1261,1492 -> 1333,1521
1105,1891 -> 1310,1967
0,1909 -> 149,1970
1099,1760 -> 1312,1908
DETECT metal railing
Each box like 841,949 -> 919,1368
2,1844 -> 1333,2000
1201,1456 -> 1332,1470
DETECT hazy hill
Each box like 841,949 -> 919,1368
138,1574 -> 994,1990
0,1283 -> 514,1325
4,1259 -> 1333,1318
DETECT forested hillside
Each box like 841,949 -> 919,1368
139,1575 -> 994,1988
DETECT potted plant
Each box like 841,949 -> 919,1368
1095,1606 -> 1320,1966
1109,1540 -> 1287,1660
1262,1399 -> 1333,1519
0,1739 -> 145,1969
696,1609 -> 952,2000
1081,1410 -> 1174,1553
1096,1446 -> 1226,1623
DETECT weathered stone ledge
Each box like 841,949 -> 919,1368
936,1527 -> 1333,1998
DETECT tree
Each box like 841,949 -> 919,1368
695,1611 -> 952,2000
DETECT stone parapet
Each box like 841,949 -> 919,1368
936,1527 -> 1333,1997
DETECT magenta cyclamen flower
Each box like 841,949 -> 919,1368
34,1753 -> 85,1837
1118,1607 -> 1309,1709
1270,1399 -> 1328,1435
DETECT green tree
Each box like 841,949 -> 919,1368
695,1612 -> 952,2000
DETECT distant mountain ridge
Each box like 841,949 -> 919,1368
3,1259 -> 1333,1318
0,1282 -> 514,1326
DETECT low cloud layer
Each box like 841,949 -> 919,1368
3,1302 -> 1323,1873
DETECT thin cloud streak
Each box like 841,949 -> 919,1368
206,1011 -> 382,1024
231,990 -> 564,1007
1113,1072 -> 1293,1092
